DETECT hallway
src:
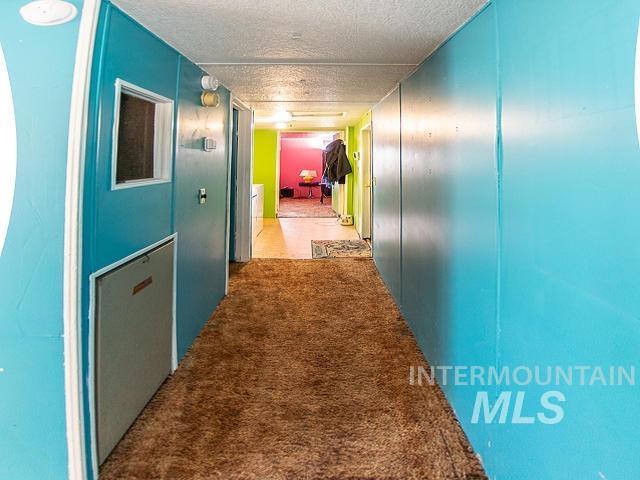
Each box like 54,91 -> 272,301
3,0 -> 640,478
100,259 -> 485,480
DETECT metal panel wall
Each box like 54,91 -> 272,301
372,87 -> 402,304
87,6 -> 178,269
0,1 -> 83,478
387,0 -> 640,477
494,0 -> 640,478
399,5 -> 498,467
83,5 -> 232,474
174,59 -> 230,359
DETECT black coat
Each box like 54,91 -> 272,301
323,139 -> 352,184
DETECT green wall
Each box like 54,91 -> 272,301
253,129 -> 278,218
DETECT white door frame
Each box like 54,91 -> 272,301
63,1 -> 101,479
275,130 -> 281,217
229,96 -> 254,264
359,123 -> 372,239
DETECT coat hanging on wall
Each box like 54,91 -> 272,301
323,139 -> 352,184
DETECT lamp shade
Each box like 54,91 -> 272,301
299,169 -> 317,183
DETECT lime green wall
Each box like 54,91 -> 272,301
253,129 -> 278,218
347,111 -> 372,234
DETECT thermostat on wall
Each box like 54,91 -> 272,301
203,137 -> 216,152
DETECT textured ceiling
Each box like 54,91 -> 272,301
112,0 -> 487,128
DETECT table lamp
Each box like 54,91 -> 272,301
300,170 -> 317,183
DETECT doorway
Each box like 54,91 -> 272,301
227,98 -> 253,268
252,129 -> 363,259
277,132 -> 337,219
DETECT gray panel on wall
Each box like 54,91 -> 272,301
372,87 -> 402,304
96,240 -> 174,464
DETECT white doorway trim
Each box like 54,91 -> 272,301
230,96 -> 254,263
63,1 -> 101,479
275,130 -> 281,217
358,123 -> 373,239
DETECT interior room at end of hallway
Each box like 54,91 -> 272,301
278,132 -> 337,218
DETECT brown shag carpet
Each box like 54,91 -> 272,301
100,259 -> 486,480
278,197 -> 338,218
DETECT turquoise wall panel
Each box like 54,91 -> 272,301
86,5 -> 178,270
174,58 -> 230,359
372,87 -> 402,303
374,0 -> 640,477
83,3 -> 231,474
0,1 -> 83,478
399,5 -> 498,468
494,0 -> 640,478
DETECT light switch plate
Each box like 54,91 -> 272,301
203,137 -> 216,152
198,188 -> 207,204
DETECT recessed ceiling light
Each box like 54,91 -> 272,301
291,32 -> 302,40
272,111 -> 292,122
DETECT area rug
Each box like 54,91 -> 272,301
278,197 -> 338,218
311,239 -> 371,258
100,259 -> 486,480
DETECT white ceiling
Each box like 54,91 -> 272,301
113,0 -> 487,129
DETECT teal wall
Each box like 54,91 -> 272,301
372,1 -> 640,478
0,1 -> 83,478
372,88 -> 401,302
83,2 -> 230,475
400,6 -> 498,469
174,59 -> 230,357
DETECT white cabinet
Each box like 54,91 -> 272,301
252,184 -> 264,244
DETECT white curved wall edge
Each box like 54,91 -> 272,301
0,44 -> 16,257
63,1 -> 101,479
635,18 -> 640,148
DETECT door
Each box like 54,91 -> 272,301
361,127 -> 372,239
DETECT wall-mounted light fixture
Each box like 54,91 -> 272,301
19,0 -> 77,26
201,75 -> 219,92
200,75 -> 220,107
201,91 -> 220,108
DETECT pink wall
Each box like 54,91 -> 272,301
279,133 -> 331,198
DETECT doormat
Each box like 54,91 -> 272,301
311,239 -> 371,259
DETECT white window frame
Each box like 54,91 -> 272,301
111,78 -> 174,190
